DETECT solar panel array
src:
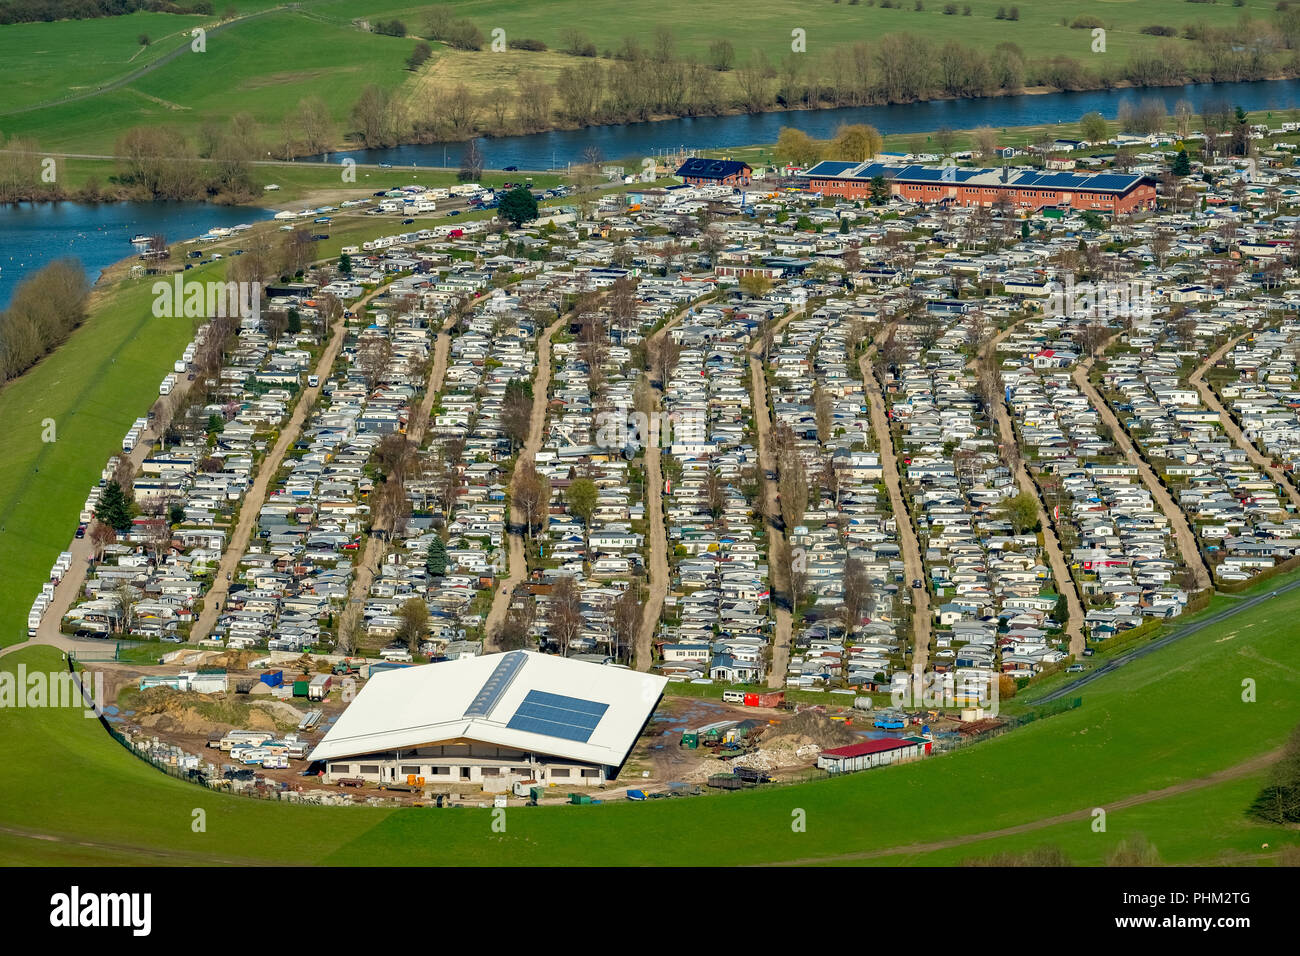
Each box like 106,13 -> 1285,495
463,650 -> 526,718
506,690 -> 609,743
1010,170 -> 1140,192
803,161 -> 1142,193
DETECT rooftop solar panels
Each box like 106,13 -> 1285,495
507,689 -> 609,743
463,650 -> 526,718
805,160 -> 860,176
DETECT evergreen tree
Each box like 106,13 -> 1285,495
426,536 -> 448,577
95,480 -> 133,533
1172,149 -> 1191,177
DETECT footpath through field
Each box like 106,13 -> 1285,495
757,745 -> 1283,866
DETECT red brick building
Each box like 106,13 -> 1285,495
801,161 -> 1156,215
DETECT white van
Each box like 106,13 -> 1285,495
722,690 -> 746,703
307,374 -> 320,388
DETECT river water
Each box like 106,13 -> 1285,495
0,201 -> 273,309
4,77 -> 1300,307
322,77 -> 1300,169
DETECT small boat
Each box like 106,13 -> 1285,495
130,234 -> 151,244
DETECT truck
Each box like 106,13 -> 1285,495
332,657 -> 364,675
308,674 -> 332,701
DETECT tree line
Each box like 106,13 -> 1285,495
0,0 -> 214,25
340,9 -> 1300,147
0,258 -> 91,383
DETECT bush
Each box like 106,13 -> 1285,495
1070,15 -> 1105,28
1140,24 -> 1176,35
406,40 -> 432,70
373,19 -> 407,37
508,37 -> 547,51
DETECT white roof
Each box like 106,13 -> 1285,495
309,651 -> 666,768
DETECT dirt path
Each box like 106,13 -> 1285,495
483,313 -> 567,647
343,321 -> 455,621
759,745 -> 1282,866
633,300 -> 707,671
975,325 -> 1085,656
1190,331 -> 1300,511
189,286 -> 388,642
28,362 -> 205,651
859,333 -> 932,675
1073,343 -> 1213,592
748,310 -> 802,689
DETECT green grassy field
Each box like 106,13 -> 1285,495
2,563 -> 1299,865
311,0 -> 1277,61
0,264 -> 223,646
1,7 -> 418,153
0,0 -> 1286,157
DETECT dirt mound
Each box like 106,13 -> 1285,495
244,709 -> 279,732
766,711 -> 858,749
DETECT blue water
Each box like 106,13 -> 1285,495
4,77 -> 1300,307
0,201 -> 273,308
319,78 -> 1300,171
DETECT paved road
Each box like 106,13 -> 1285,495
1189,329 -> 1300,511
483,313 -> 567,647
1028,575 -> 1300,704
859,334 -> 932,675
977,323 -> 1085,656
1073,342 -> 1213,592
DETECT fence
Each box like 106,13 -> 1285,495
62,655 -> 364,807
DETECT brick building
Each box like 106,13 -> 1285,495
801,161 -> 1156,215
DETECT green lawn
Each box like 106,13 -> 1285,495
0,264 -> 223,646
1,0 -> 1287,157
2,565 -> 1299,865
1,8 -> 418,154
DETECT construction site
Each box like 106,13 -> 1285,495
79,647 -> 1003,809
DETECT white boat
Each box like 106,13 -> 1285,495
130,234 -> 151,244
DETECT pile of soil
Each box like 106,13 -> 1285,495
765,710 -> 859,749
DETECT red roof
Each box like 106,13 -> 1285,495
821,737 -> 916,758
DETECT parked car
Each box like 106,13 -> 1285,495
75,524 -> 86,539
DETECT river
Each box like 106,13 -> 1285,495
322,78 -> 1300,170
0,202 -> 273,309
4,77 -> 1300,307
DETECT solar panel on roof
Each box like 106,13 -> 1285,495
463,650 -> 526,718
506,689 -> 609,743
